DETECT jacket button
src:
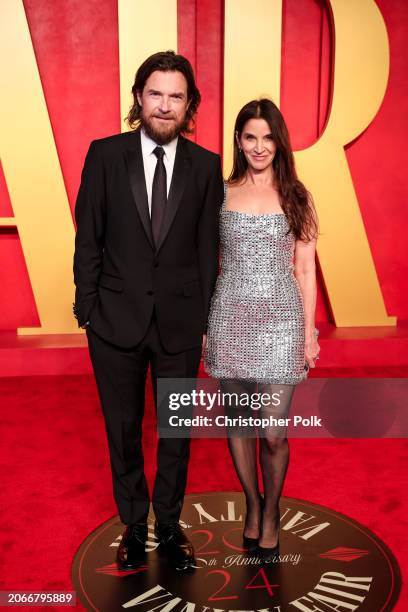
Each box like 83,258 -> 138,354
154,261 -> 159,268
147,290 -> 153,296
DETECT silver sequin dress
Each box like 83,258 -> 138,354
204,184 -> 307,384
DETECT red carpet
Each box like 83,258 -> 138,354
0,372 -> 407,610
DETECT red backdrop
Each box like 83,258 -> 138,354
1,0 -> 407,331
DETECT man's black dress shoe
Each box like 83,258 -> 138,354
155,522 -> 195,570
117,523 -> 148,570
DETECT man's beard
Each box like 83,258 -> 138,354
140,112 -> 185,145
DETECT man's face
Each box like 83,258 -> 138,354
137,70 -> 190,144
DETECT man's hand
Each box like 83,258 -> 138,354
202,334 -> 207,356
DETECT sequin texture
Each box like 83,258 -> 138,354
204,184 -> 307,384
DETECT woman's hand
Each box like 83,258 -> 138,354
305,331 -> 320,369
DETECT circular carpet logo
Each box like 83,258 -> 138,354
72,492 -> 401,611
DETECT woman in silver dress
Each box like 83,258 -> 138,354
205,99 -> 319,561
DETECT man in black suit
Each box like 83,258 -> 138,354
73,51 -> 223,570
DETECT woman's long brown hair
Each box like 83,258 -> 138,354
229,99 -> 318,242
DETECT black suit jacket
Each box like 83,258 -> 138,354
73,128 -> 224,352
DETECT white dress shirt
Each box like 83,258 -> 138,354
140,128 -> 178,217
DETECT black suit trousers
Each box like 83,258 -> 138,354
86,308 -> 202,525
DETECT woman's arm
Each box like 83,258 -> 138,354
294,238 -> 320,369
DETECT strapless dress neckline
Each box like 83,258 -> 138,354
223,209 -> 285,218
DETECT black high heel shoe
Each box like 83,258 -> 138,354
242,496 -> 263,552
257,509 -> 280,563
257,540 -> 280,563
243,534 -> 259,552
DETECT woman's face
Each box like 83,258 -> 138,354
238,118 -> 276,172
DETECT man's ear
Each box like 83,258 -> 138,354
136,91 -> 142,107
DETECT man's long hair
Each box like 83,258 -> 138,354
229,98 -> 318,242
125,50 -> 201,133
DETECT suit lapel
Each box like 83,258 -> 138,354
156,136 -> 191,254
125,130 -> 191,253
124,129 -> 154,249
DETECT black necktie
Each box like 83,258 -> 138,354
151,146 -> 167,247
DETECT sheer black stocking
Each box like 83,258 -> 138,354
220,380 -> 295,545
220,379 -> 261,539
258,383 -> 295,547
